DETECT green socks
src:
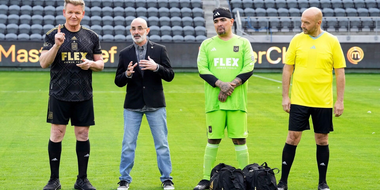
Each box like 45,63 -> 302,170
235,144 -> 249,169
202,143 -> 219,180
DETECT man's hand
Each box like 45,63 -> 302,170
282,96 -> 291,113
125,61 -> 137,77
218,91 -> 228,102
139,56 -> 158,71
55,24 -> 65,47
215,80 -> 234,96
230,77 -> 242,88
334,101 -> 344,117
77,59 -> 93,70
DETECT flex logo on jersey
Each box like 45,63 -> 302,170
61,52 -> 88,63
214,58 -> 239,67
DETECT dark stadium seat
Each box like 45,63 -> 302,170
269,17 -> 280,32
102,34 -> 114,42
159,7 -> 170,17
266,8 -> 277,17
0,23 -> 5,34
148,16 -> 160,26
331,0 -> 343,8
45,0 -> 58,7
31,24 -> 43,34
230,0 -> 242,9
7,14 -> 19,24
90,25 -> 102,35
0,33 -> 4,40
264,0 -> 275,9
276,0 -> 286,9
366,0 -> 377,8
182,16 -> 193,26
44,6 -> 56,17
319,0 -> 332,9
55,15 -> 66,25
102,7 -> 113,17
136,0 -> 147,8
90,16 -> 101,26
337,17 -> 349,32
181,7 -> 192,17
256,17 -> 268,32
308,0 -> 320,8
193,17 -> 205,27
115,35 -> 126,41
43,24 -> 54,34
325,17 -> 338,32
157,0 -> 169,8
112,16 -> 124,26
147,0 -> 158,8
44,15 -> 55,25
149,35 -> 160,42
342,0 -> 355,8
184,35 -> 195,42
374,18 -> 380,32
125,0 -> 135,8
22,0 -> 33,6
253,0 -> 264,9
195,26 -> 206,36
5,33 -> 18,41
18,33 -> 29,40
369,8 -> 380,17
255,8 -> 266,17
334,8 -> 346,17
55,6 -> 64,16
149,25 -> 160,36
361,17 -> 373,32
169,0 -> 180,8
32,5 -> 44,16
195,35 -> 206,42
19,14 -> 31,25
171,17 -> 182,26
280,17 -> 291,32
232,8 -> 244,17
183,25 -> 194,36
172,25 -> 183,36
161,35 -> 172,42
354,0 -> 366,9
287,0 -> 298,9
170,7 -> 181,17
114,25 -> 126,35
30,33 -> 42,41
114,0 -> 124,7
349,17 -> 361,32
126,25 -> 131,35
147,7 -> 158,17
102,0 -> 113,7
90,6 -> 101,17
0,14 -> 6,25
9,0 -> 21,6
357,8 -> 369,17
31,15 -> 43,25
103,16 -> 114,27
278,8 -> 289,17
291,17 -> 301,32
289,8 -> 301,17
242,0 -> 253,9
159,16 -> 171,26
192,7 -> 203,17
125,7 -> 136,17
160,25 -> 171,36
322,8 -> 334,17
345,8 -> 357,16
172,35 -> 184,42
91,0 -> 102,7
8,5 -> 20,15
244,8 -> 255,17
20,5 -> 32,15
298,0 -> 309,9
136,7 -> 147,17
126,16 -> 135,26
81,15 -> 90,25
191,0 -> 202,8
179,0 -> 191,9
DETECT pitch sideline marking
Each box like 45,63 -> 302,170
252,74 -> 282,83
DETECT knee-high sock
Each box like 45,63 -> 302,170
76,140 -> 90,179
280,143 -> 297,183
48,140 -> 62,179
202,143 -> 219,180
235,144 -> 249,169
317,144 -> 329,184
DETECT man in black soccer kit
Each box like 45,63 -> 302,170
39,0 -> 104,190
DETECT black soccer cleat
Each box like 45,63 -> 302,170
277,180 -> 288,190
43,178 -> 61,190
193,179 -> 210,190
74,178 -> 96,190
318,182 -> 330,190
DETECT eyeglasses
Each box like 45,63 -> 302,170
130,27 -> 147,32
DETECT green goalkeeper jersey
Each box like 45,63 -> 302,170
197,35 -> 255,113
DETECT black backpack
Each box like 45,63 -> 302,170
243,162 -> 279,190
210,163 -> 246,190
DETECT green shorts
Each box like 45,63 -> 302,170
206,110 -> 248,139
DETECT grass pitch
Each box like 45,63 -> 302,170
0,71 -> 379,189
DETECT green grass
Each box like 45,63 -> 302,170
0,71 -> 379,189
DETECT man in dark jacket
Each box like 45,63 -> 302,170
114,17 -> 175,190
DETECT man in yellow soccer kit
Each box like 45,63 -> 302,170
278,7 -> 346,190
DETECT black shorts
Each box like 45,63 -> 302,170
288,104 -> 333,133
46,96 -> 95,126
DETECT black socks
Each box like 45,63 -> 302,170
280,143 -> 297,183
48,140 -> 62,179
76,140 -> 90,179
316,144 -> 329,184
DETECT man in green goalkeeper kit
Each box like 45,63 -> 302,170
194,7 -> 255,190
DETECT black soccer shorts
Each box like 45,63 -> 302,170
288,104 -> 333,133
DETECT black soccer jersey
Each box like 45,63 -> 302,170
42,25 -> 102,102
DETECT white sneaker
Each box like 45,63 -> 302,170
162,180 -> 175,190
117,180 -> 129,190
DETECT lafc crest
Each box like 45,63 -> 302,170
233,46 -> 239,52
71,36 -> 78,50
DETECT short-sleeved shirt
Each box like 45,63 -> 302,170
197,35 -> 255,113
285,32 -> 346,108
42,25 -> 102,102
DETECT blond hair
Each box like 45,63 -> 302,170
64,0 -> 85,11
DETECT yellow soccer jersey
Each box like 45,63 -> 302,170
285,32 -> 346,108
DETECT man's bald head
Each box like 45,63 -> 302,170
301,7 -> 323,36
302,7 -> 323,23
131,17 -> 148,28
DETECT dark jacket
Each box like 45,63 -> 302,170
115,40 -> 174,109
